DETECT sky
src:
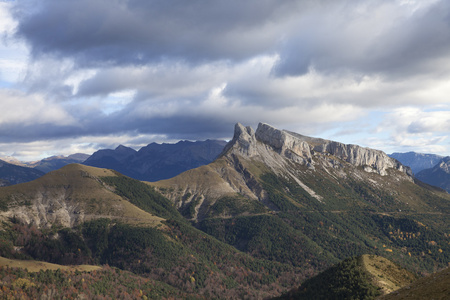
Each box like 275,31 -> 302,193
1,0 -> 450,161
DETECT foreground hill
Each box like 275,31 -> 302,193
84,139 -> 227,181
415,156 -> 450,193
153,123 -> 450,276
0,260 -> 189,299
0,160 -> 44,187
379,266 -> 450,300
276,255 -> 416,300
0,164 -> 164,228
389,152 -> 443,174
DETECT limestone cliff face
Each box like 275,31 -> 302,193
154,123 -> 414,221
228,122 -> 412,177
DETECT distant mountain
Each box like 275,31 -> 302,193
389,152 -> 443,174
415,156 -> 450,193
0,159 -> 44,186
276,255 -> 416,299
31,153 -> 90,173
83,140 -> 227,181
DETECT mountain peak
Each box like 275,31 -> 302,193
223,122 -> 412,177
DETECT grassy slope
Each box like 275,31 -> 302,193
276,255 -> 416,300
378,267 -> 450,300
0,256 -> 101,272
0,164 -> 165,227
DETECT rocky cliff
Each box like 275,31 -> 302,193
224,122 -> 412,177
153,123 -> 416,221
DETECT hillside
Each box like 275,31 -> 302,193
0,164 -> 164,228
0,260 -> 190,299
84,139 -> 227,181
379,266 -> 450,300
0,163 -> 311,298
275,255 -> 416,300
152,123 -> 450,276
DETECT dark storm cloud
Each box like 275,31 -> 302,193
12,0 -> 298,67
14,0 -> 450,77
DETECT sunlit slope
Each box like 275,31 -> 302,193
0,256 -> 101,272
0,164 -> 164,228
379,266 -> 450,300
276,255 -> 416,300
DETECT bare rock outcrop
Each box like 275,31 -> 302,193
224,122 -> 412,177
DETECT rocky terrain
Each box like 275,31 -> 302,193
154,122 -> 418,221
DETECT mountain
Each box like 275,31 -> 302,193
379,266 -> 450,300
0,159 -> 45,187
415,156 -> 450,193
30,153 -> 91,173
152,123 -> 450,275
82,145 -> 139,178
389,152 -> 443,174
276,255 -> 416,299
83,140 -> 227,181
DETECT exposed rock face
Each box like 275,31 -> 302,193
228,122 -> 412,177
154,123 -> 415,221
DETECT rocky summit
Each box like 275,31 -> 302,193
154,122 -> 420,220
228,122 -> 412,176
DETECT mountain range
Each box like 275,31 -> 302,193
415,156 -> 450,193
0,159 -> 45,187
389,152 -> 443,174
0,122 -> 449,299
83,139 -> 227,181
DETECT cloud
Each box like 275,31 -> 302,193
274,0 -> 450,78
0,89 -> 74,126
374,107 -> 450,153
12,0 -> 294,66
1,0 -> 450,159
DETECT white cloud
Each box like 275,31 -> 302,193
0,89 -> 75,126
